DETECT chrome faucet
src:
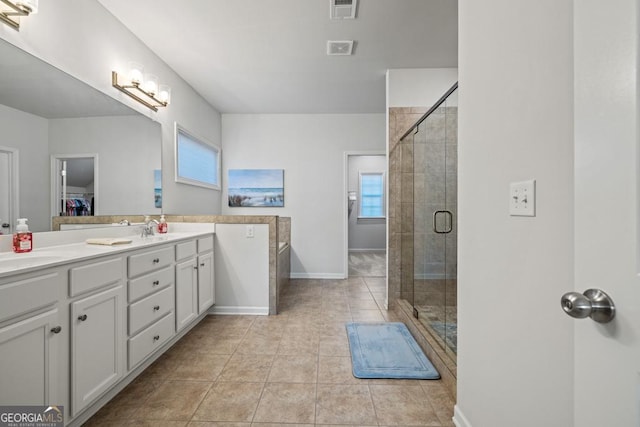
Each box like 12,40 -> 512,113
141,218 -> 159,237
118,219 -> 130,226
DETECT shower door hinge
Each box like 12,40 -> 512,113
413,307 -> 419,319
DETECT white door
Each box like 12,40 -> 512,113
0,146 -> 18,234
70,285 -> 123,416
197,251 -> 215,313
175,258 -> 198,331
573,1 -> 640,425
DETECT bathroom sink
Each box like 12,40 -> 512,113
132,235 -> 170,243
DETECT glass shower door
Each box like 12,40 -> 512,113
443,92 -> 458,360
413,88 -> 458,362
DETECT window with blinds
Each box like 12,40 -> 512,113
359,172 -> 385,218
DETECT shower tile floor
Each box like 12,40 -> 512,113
84,254 -> 455,426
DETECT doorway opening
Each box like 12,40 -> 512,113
343,151 -> 387,279
0,146 -> 19,235
51,154 -> 98,218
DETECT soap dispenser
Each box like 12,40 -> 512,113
158,214 -> 168,234
13,218 -> 32,253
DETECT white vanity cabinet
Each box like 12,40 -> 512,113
197,236 -> 215,313
0,270 -> 64,406
126,245 -> 176,370
175,236 -> 215,331
0,229 -> 215,427
69,257 -> 125,417
175,240 -> 198,331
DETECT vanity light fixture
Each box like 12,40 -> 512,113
0,0 -> 38,31
111,62 -> 171,112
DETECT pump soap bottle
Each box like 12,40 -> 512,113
13,218 -> 32,253
158,215 -> 168,234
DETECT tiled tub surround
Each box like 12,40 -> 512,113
53,215 -> 292,315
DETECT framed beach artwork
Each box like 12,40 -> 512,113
228,169 -> 284,207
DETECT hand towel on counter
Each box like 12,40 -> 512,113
85,237 -> 132,246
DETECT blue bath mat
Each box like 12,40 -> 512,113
345,322 -> 440,379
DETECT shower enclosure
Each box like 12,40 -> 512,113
398,83 -> 458,363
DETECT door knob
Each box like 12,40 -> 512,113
560,288 -> 615,323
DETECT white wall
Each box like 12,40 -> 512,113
221,114 -> 385,278
456,1 -> 574,426
0,0 -> 222,217
348,155 -> 386,251
387,68 -> 458,108
49,116 -> 162,216
0,104 -> 49,232
214,223 -> 270,314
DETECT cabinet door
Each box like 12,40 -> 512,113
197,251 -> 215,313
175,258 -> 197,331
0,308 -> 60,405
70,285 -> 124,416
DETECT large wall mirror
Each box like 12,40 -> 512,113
0,38 -> 162,232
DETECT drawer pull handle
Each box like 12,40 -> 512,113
51,326 -> 62,334
153,335 -> 160,341
152,280 -> 160,286
78,314 -> 88,321
152,258 -> 160,264
193,266 -> 198,270
153,305 -> 160,311
200,263 -> 205,267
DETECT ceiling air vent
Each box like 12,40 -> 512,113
327,40 -> 354,56
330,0 -> 357,20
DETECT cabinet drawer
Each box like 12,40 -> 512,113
70,258 -> 123,297
128,312 -> 174,369
128,285 -> 174,335
128,247 -> 174,278
128,266 -> 173,303
0,272 -> 60,323
175,240 -> 196,261
198,235 -> 214,253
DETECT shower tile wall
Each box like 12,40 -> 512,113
388,107 -> 428,309
388,106 -> 458,315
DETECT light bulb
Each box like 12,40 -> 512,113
158,84 -> 171,104
16,0 -> 38,13
129,62 -> 144,86
143,74 -> 158,96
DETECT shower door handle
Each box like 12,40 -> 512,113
433,210 -> 453,234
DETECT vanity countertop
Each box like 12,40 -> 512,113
0,223 -> 215,278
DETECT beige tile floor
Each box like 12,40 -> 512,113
84,272 -> 455,426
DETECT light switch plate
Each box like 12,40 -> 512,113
246,225 -> 254,238
510,180 -> 536,217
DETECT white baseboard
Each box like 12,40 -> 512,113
290,272 -> 346,279
210,306 -> 269,315
453,405 -> 472,427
